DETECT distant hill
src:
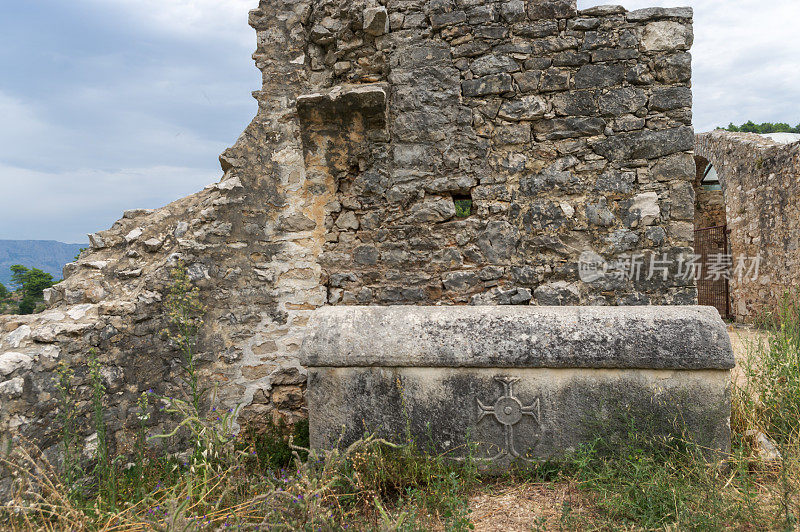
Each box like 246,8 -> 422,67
0,240 -> 86,288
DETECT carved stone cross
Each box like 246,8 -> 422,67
477,376 -> 541,461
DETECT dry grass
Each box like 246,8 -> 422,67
470,480 -> 600,531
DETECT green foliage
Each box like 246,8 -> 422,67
7,264 -> 55,314
18,297 -> 36,315
134,391 -> 150,501
567,434 -> 736,529
10,264 -> 28,290
10,264 -> 54,297
454,198 -> 473,218
724,121 -> 800,134
150,262 -> 246,502
0,282 -> 8,299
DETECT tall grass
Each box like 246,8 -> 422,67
739,290 -> 800,444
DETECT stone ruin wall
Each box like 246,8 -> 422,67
696,131 -> 800,322
0,0 -> 697,491
693,154 -> 725,229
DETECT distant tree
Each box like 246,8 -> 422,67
7,265 -> 55,300
23,268 -> 55,300
724,121 -> 800,134
0,282 -> 8,299
740,121 -> 760,133
10,265 -> 28,291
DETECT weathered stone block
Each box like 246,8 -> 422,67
515,20 -> 559,38
363,7 -> 389,36
552,51 -> 591,67
551,91 -> 597,116
467,4 -> 498,25
462,73 -> 514,96
594,170 -> 635,193
670,182 -> 696,220
579,5 -> 627,16
575,63 -> 625,89
500,0 -> 526,23
527,0 -> 578,20
471,54 -> 520,77
592,126 -> 694,161
533,281 -> 581,305
406,196 -> 456,223
540,69 -> 570,91
301,306 -> 733,469
599,87 -> 648,116
442,271 -> 481,291
642,21 -> 693,52
627,63 -> 655,85
649,86 -> 692,111
498,95 -> 547,121
629,191 -> 661,226
569,17 -> 600,30
493,122 -> 532,144
654,53 -> 692,83
431,10 -> 467,29
627,7 -> 693,23
533,117 -> 606,140
586,199 -> 616,226
592,48 -> 640,62
514,70 -> 542,92
452,41 -> 492,58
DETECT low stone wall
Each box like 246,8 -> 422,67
696,131 -> 800,321
301,306 -> 734,467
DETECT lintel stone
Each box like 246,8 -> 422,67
300,305 -> 735,370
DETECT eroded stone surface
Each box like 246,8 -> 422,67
309,367 -> 731,468
300,306 -> 735,370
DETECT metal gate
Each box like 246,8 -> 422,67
694,225 -> 731,319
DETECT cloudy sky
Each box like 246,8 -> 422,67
1,0 -> 798,243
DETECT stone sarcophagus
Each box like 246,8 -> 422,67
300,306 -> 734,467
